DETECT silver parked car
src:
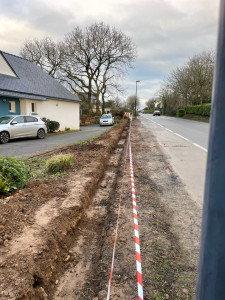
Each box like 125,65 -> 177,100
0,115 -> 47,144
99,114 -> 114,126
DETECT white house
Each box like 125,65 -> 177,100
0,51 -> 82,131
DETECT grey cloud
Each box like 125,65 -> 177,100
0,0 -> 78,38
0,0 -> 219,100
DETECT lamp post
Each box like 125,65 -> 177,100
135,80 -> 140,118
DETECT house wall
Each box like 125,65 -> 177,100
0,96 -> 20,115
20,99 -> 80,130
0,53 -> 17,77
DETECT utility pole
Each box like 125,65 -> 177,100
135,80 -> 140,118
197,1 -> 225,299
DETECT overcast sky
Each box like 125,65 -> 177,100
0,0 -> 220,106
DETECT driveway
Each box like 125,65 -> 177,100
0,124 -> 110,158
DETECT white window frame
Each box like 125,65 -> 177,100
9,101 -> 16,113
31,102 -> 37,113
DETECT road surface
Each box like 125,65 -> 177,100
0,124 -> 110,158
140,114 -> 209,204
142,114 -> 209,151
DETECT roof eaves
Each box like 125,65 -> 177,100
0,88 -> 82,103
46,96 -> 82,103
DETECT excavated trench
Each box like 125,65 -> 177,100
0,120 -> 130,299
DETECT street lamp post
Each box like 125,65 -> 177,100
135,80 -> 140,118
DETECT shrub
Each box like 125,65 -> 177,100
0,155 -> 28,195
46,154 -> 73,174
202,103 -> 211,116
145,109 -> 154,114
42,118 -> 60,132
185,103 -> 211,116
176,109 -> 185,117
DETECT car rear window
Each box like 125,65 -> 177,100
25,116 -> 38,122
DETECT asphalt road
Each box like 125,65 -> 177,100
0,124 -> 110,158
139,114 -> 209,204
142,114 -> 210,151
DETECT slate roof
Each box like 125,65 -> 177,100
0,51 -> 81,103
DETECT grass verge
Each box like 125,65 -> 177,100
182,114 -> 209,122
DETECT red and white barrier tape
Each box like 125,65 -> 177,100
107,119 -> 143,300
129,143 -> 144,300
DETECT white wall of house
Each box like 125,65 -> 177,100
0,53 -> 17,77
20,98 -> 80,130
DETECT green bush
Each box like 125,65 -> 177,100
185,104 -> 211,116
46,154 -> 73,174
42,118 -> 60,132
176,109 -> 185,117
0,156 -> 28,195
145,109 -> 154,114
202,103 -> 211,116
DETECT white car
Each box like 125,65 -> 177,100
0,115 -> 47,144
99,114 -> 114,126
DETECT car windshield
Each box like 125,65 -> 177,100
0,116 -> 14,124
101,114 -> 111,119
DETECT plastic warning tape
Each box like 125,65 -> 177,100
107,135 -> 130,300
129,143 -> 144,300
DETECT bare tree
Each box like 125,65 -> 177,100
187,51 -> 215,104
20,23 -> 136,114
146,98 -> 156,110
158,50 -> 215,115
62,22 -> 137,113
166,65 -> 193,107
20,37 -> 64,78
126,95 -> 140,113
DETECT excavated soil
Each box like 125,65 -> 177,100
0,119 -> 202,300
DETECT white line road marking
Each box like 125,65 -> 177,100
143,116 -> 208,152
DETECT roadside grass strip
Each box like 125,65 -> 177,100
129,142 -> 144,300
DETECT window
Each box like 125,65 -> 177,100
9,101 -> 16,113
13,116 -> 25,124
25,116 -> 38,122
31,103 -> 36,113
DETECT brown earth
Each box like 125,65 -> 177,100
0,119 -> 201,300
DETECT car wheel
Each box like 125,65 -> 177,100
37,128 -> 45,139
0,131 -> 10,144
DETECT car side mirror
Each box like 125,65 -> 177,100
11,121 -> 18,125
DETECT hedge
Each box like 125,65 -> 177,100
144,109 -> 154,114
185,103 -> 211,116
176,109 -> 185,117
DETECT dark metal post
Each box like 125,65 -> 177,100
197,1 -> 225,299
135,80 -> 140,118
